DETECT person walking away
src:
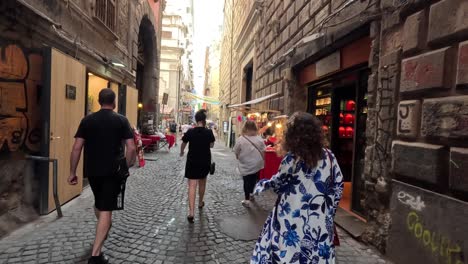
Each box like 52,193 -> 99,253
69,88 -> 136,264
251,112 -> 344,264
170,121 -> 177,135
180,110 -> 215,223
169,121 -> 178,146
233,120 -> 265,207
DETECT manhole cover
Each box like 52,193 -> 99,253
217,206 -> 270,241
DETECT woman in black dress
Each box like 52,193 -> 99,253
180,109 -> 215,223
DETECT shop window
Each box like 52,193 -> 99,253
307,69 -> 369,217
95,0 -> 116,31
87,73 -> 110,114
243,61 -> 254,102
162,31 -> 172,39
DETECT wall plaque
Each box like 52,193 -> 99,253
65,85 -> 76,100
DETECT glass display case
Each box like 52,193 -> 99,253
314,87 -> 332,147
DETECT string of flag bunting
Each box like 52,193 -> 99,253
184,92 -> 221,105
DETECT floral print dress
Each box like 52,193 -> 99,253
251,150 -> 344,264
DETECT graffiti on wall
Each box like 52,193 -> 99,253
406,212 -> 464,264
389,182 -> 467,264
0,43 -> 42,154
397,191 -> 426,211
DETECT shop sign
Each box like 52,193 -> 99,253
180,107 -> 192,113
162,93 -> 169,105
316,52 -> 340,77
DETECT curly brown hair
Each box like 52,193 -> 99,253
282,112 -> 324,167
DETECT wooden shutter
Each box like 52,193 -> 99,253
107,0 -> 116,31
95,0 -> 106,24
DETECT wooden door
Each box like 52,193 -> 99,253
110,82 -> 119,112
42,48 -> 86,213
126,86 -> 138,128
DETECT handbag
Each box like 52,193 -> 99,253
210,162 -> 215,175
326,149 -> 340,246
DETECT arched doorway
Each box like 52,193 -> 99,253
136,15 -> 158,134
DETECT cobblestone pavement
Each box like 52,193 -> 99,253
0,142 -> 391,264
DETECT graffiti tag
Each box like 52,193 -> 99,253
397,191 -> 426,211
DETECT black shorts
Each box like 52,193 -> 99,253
88,176 -> 125,211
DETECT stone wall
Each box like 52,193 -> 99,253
390,0 -> 468,208
379,0 -> 468,261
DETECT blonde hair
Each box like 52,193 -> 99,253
242,120 -> 258,135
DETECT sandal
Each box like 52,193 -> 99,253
187,215 -> 194,223
198,201 -> 205,209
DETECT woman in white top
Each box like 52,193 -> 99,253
233,120 -> 266,207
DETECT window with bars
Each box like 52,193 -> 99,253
95,0 -> 116,31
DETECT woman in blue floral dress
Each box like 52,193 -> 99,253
251,112 -> 344,264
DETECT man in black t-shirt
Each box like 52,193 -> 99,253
69,88 -> 136,264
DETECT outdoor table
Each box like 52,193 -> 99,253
143,135 -> 161,143
142,135 -> 161,152
259,150 -> 283,180
141,138 -> 152,147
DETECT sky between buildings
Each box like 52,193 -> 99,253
192,0 -> 224,94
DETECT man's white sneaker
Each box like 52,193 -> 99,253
241,200 -> 251,207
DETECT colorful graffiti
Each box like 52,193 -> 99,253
0,43 -> 42,154
407,212 -> 465,264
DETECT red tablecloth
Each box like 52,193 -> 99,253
141,138 -> 152,146
260,151 -> 283,180
142,135 -> 161,144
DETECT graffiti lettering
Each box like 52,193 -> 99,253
407,212 -> 464,264
398,191 -> 426,211
0,43 -> 42,154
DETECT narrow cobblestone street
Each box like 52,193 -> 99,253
0,143 -> 389,264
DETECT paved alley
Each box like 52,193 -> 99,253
0,143 -> 390,264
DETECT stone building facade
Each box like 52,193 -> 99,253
219,0 -> 261,146
219,0 -> 468,260
203,37 -> 222,124
159,0 -> 194,126
0,0 -> 163,237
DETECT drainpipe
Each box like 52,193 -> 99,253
176,65 -> 182,124
227,0 -> 234,148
